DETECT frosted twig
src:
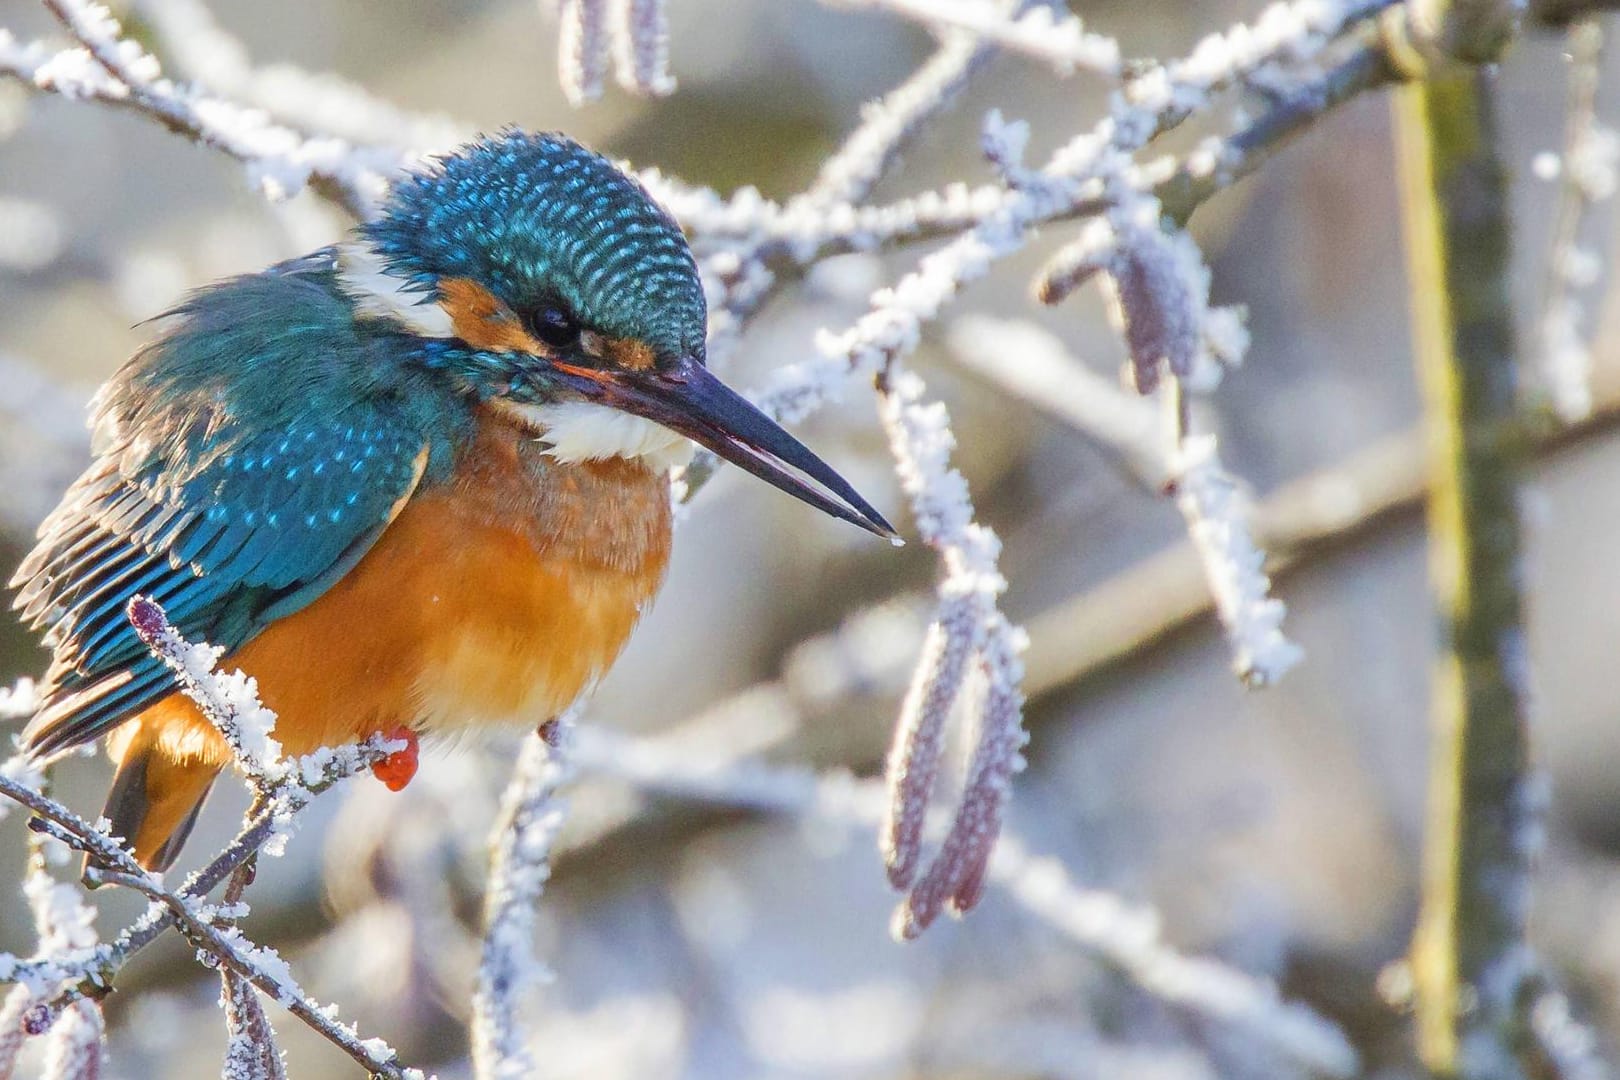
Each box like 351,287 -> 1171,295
572,730 -> 1360,1078
0,598 -> 415,1077
1170,433 -> 1303,686
0,985 -> 32,1078
828,0 -> 1123,77
221,969 -> 286,1080
126,596 -> 405,799
799,2 -> 1363,900
126,597 -> 283,779
133,0 -> 470,153
85,864 -> 417,1079
219,855 -> 287,1080
695,2 -> 1016,382
472,715 -> 576,1080
689,35 -> 1393,276
992,832 -> 1357,1077
1526,980 -> 1610,1080
876,366 -> 1029,937
1535,16 -> 1611,422
766,0 -> 1389,433
0,767 -> 418,1077
24,826 -> 105,1080
1,0 -> 398,216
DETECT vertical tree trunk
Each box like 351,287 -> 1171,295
1394,66 -> 1536,1079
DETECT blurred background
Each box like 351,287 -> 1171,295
1,0 -> 1617,1076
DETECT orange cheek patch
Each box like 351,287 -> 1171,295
439,277 -> 548,354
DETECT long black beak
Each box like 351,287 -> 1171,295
550,357 -> 898,540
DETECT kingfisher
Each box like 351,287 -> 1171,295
10,131 -> 894,872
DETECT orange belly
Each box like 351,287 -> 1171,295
115,420 -> 674,773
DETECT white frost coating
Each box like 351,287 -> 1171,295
335,243 -> 456,338
1537,100 -> 1617,421
0,2 -> 399,215
877,369 -> 1029,936
473,718 -> 576,1080
506,400 -> 695,471
1540,290 -> 1593,423
136,0 -> 469,152
130,600 -> 285,779
1529,988 -> 1609,1080
1170,437 -> 1303,686
0,985 -> 32,1078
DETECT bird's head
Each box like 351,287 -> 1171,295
342,130 -> 894,539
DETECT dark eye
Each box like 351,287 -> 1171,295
523,305 -> 581,350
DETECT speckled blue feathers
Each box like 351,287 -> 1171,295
13,255 -> 467,754
363,130 -> 707,364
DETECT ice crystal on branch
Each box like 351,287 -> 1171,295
1171,437 -> 1303,686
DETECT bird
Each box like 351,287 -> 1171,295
10,130 -> 894,873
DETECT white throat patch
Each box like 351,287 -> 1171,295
336,243 -> 455,338
505,400 -> 695,471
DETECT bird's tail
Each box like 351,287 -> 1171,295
102,714 -> 222,873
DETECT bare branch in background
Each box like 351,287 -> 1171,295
571,727 -> 1361,1077
827,0 -> 1123,77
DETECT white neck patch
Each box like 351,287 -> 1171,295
503,400 -> 695,471
336,242 -> 455,338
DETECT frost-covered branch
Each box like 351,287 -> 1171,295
0,602 -> 417,1078
876,368 -> 1029,938
133,0 -> 471,153
1,0 -> 401,215
0,767 -> 419,1078
946,319 -> 1301,684
472,716 -> 576,1080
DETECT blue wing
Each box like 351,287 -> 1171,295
13,257 -> 458,755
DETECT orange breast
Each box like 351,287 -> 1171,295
127,411 -> 673,768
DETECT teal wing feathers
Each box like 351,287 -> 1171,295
12,257 -> 459,755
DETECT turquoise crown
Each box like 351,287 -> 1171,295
363,130 -> 707,365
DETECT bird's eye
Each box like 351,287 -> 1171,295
523,305 -> 581,350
